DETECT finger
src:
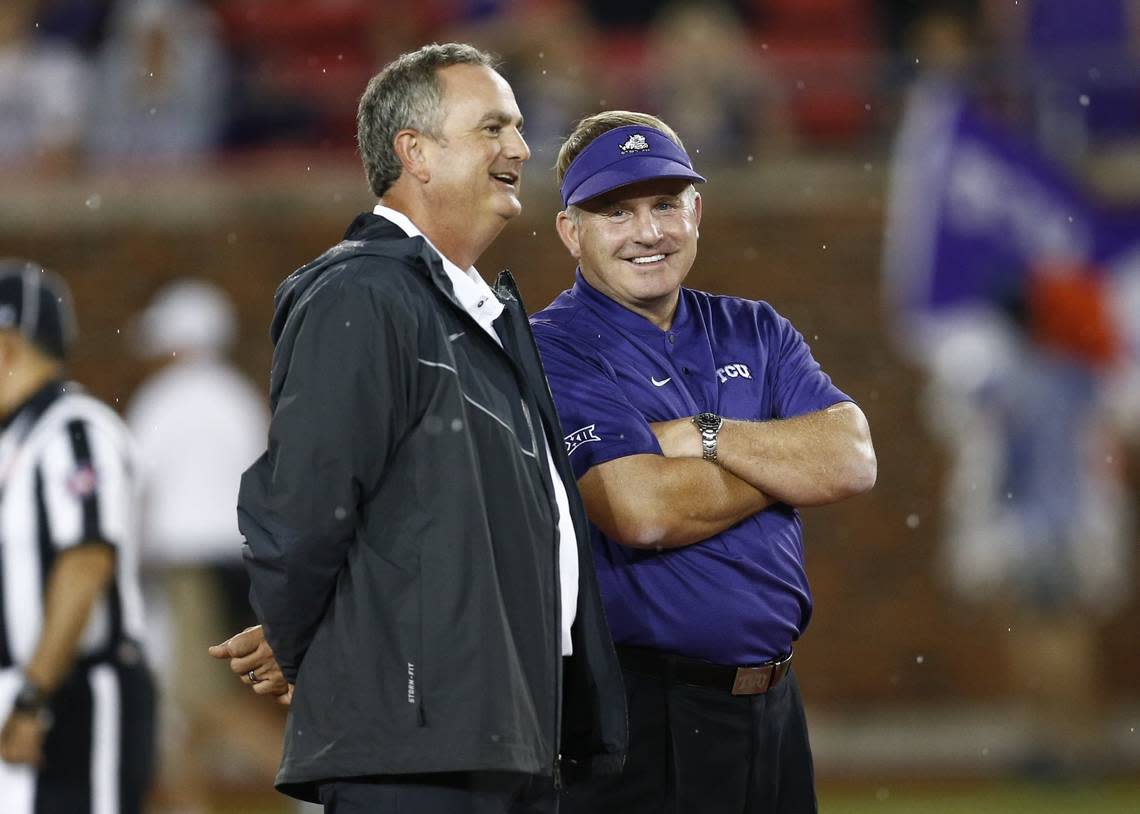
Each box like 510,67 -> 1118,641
229,648 -> 272,675
207,642 -> 232,659
227,625 -> 267,658
252,679 -> 286,696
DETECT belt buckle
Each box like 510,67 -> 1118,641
731,665 -> 772,696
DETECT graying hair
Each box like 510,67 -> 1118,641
357,43 -> 497,198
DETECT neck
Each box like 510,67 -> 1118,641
379,191 -> 503,271
0,363 -> 60,419
637,294 -> 679,332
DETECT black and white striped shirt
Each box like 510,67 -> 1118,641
0,380 -> 145,669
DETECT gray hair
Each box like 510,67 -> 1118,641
357,43 -> 497,198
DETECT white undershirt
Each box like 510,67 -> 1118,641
374,204 -> 579,655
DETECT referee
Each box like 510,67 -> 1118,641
0,261 -> 154,813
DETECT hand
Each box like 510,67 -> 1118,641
208,625 -> 292,705
0,711 -> 47,766
650,418 -> 703,459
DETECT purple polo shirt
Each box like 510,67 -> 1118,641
530,271 -> 852,664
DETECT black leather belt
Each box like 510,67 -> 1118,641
616,645 -> 793,696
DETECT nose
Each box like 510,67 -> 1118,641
633,209 -> 663,244
504,126 -> 530,163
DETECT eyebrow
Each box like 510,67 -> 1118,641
478,111 -> 524,130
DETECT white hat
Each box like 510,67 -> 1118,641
135,278 -> 236,357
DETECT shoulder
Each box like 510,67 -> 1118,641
31,390 -> 132,461
531,289 -> 601,347
686,288 -> 792,335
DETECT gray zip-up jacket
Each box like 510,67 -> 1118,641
238,214 -> 627,802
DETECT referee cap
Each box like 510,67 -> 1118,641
0,259 -> 78,360
559,124 -> 706,208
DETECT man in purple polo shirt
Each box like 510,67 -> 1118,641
536,111 -> 877,814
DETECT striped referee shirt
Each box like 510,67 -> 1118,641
0,380 -> 145,670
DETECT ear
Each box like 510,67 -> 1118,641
555,210 -> 581,259
692,191 -> 702,239
393,129 -> 430,183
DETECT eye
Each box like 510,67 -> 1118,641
484,124 -> 502,135
656,200 -> 678,211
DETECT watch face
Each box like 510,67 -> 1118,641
695,412 -> 721,431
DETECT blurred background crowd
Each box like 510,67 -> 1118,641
2,0 -> 1139,812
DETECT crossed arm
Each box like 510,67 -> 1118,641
579,400 -> 876,550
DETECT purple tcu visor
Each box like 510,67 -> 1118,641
559,124 -> 706,208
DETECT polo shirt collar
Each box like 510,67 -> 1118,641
570,268 -> 691,336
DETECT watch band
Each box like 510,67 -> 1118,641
691,412 -> 723,463
13,680 -> 47,714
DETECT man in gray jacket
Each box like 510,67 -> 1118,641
214,43 -> 626,812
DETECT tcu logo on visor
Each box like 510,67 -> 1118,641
620,134 -> 650,154
565,424 -> 601,455
716,363 -> 752,384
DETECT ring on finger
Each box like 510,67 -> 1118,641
248,670 -> 259,683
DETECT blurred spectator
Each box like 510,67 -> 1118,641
86,0 -> 227,169
883,6 -> 1139,778
0,0 -> 89,175
34,0 -> 117,55
442,0 -> 601,162
125,279 -> 273,811
643,2 -> 792,159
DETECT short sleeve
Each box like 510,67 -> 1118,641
534,325 -> 660,480
39,417 -> 132,551
768,308 -> 852,418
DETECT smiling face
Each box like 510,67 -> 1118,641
421,63 -> 530,231
556,178 -> 702,328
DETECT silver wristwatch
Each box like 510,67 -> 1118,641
691,412 -> 723,463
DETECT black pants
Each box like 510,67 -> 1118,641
29,659 -> 156,814
560,665 -> 816,814
318,772 -> 558,813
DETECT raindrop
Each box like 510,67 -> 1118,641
334,506 -> 347,520
906,513 -> 920,529
916,655 -> 924,664
451,418 -> 464,432
746,155 -> 754,162
85,193 -> 102,210
1079,94 -> 1090,107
